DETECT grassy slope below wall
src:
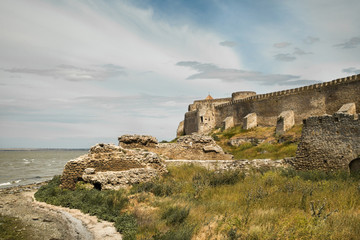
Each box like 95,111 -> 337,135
211,125 -> 302,160
35,165 -> 360,239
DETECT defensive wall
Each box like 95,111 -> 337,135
182,74 -> 360,135
294,113 -> 360,171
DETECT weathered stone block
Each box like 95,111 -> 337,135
222,116 -> 234,130
295,113 -> 360,171
276,110 -> 295,135
243,113 -> 257,130
176,120 -> 185,137
337,102 -> 356,115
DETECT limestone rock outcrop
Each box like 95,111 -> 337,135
60,143 -> 167,190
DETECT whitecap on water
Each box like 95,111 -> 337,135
0,182 -> 11,186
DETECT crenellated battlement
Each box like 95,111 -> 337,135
182,74 -> 360,135
215,74 -> 360,109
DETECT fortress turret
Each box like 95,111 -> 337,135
231,91 -> 256,101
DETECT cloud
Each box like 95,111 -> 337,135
274,53 -> 296,62
176,61 -> 320,86
273,42 -> 292,48
342,67 -> 360,74
219,41 -> 237,48
334,37 -> 360,49
3,64 -> 125,81
303,36 -> 319,44
293,48 -> 312,55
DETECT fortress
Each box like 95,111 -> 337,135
179,74 -> 360,135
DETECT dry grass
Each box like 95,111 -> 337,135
129,165 -> 360,239
36,163 -> 360,239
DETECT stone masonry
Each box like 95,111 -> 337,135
243,113 -> 257,130
294,108 -> 360,171
276,110 -> 295,135
181,74 -> 360,135
118,134 -> 233,160
222,116 -> 235,130
60,143 -> 167,190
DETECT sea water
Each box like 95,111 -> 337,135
0,149 -> 88,188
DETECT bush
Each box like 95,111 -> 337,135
115,213 -> 138,240
35,176 -> 128,223
192,170 -> 245,188
153,224 -> 195,240
161,206 -> 190,225
280,169 -> 351,182
131,180 -> 176,197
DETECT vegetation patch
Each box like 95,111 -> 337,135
35,165 -> 360,239
0,215 -> 32,240
212,125 -> 302,159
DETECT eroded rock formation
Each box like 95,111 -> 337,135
60,143 -> 167,190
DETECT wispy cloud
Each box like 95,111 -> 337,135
273,42 -> 291,48
334,37 -> 360,49
342,67 -> 360,74
303,36 -> 319,44
274,53 -> 296,62
176,61 -> 319,86
3,64 -> 125,81
293,48 -> 312,55
219,41 -> 237,48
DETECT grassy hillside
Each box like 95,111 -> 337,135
211,125 -> 302,160
35,165 -> 360,239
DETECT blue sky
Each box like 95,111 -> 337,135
0,0 -> 359,148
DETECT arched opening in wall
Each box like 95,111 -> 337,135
93,182 -> 102,191
349,158 -> 360,175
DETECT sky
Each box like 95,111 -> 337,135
0,0 -> 359,148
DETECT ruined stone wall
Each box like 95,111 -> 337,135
294,113 -> 360,171
60,143 -> 167,190
165,159 -> 290,171
214,74 -> 360,128
231,91 -> 256,101
188,98 -> 231,111
184,110 -> 198,135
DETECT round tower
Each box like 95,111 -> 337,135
231,91 -> 256,101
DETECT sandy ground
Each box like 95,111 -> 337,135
0,183 -> 122,240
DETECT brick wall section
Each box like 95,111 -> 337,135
294,113 -> 360,170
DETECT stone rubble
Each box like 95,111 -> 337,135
60,143 -> 167,190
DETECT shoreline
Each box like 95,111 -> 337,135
0,182 -> 122,240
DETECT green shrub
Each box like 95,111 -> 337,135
115,213 -> 138,240
280,169 -> 351,182
131,180 -> 176,197
153,224 -> 195,240
161,206 -> 190,225
35,176 -> 128,223
192,170 -> 245,188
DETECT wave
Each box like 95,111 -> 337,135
0,179 -> 21,187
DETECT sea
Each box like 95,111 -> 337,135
0,149 -> 88,188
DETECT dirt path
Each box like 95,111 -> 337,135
0,183 -> 122,240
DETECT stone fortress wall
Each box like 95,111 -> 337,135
294,111 -> 360,171
182,74 -> 360,135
